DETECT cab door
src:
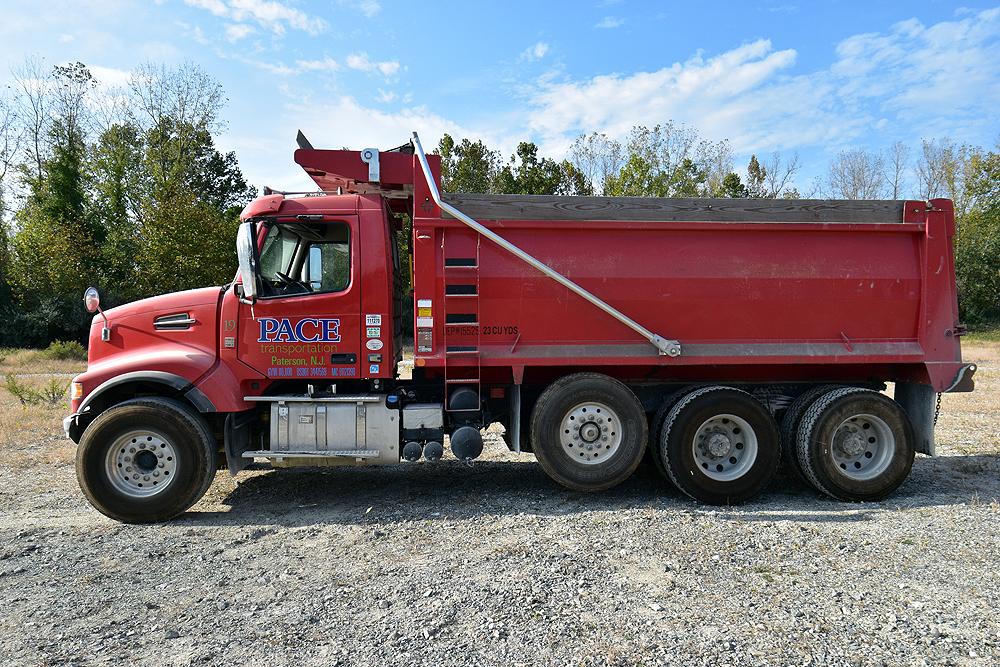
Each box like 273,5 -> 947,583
237,216 -> 362,383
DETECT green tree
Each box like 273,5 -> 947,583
600,124 -> 732,198
494,142 -> 571,195
954,147 -> 1000,324
437,134 -> 500,193
10,62 -> 99,300
719,172 -> 748,198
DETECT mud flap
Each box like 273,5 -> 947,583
224,412 -> 256,475
894,382 -> 936,456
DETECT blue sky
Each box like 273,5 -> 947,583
1,0 -> 998,194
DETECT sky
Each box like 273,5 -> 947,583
1,0 -> 998,194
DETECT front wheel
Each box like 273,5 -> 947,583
530,373 -> 647,492
75,397 -> 218,523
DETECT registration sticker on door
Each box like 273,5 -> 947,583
366,326 -> 381,337
365,314 -> 382,326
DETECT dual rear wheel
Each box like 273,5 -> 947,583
531,374 -> 915,504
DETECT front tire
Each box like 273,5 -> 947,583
530,373 -> 647,492
660,387 -> 780,505
76,397 -> 218,523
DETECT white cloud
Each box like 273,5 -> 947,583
88,65 -> 132,90
295,57 -> 340,72
340,0 -> 380,17
595,16 -> 624,29
225,23 -> 256,41
346,53 -> 400,76
186,0 -> 227,17
376,89 -> 397,103
230,95 -> 481,190
527,39 -> 798,152
519,41 -> 550,62
525,7 -> 1000,160
184,0 -> 326,35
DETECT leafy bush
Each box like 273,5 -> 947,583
44,340 -> 87,361
4,374 -> 42,405
3,374 -> 69,406
41,378 -> 69,404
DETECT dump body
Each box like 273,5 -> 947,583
408,194 -> 965,393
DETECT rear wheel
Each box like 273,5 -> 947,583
645,386 -> 692,478
660,387 -> 780,505
796,388 -> 914,502
530,373 -> 647,492
779,385 -> 842,481
76,397 -> 218,523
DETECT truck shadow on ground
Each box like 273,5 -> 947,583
181,452 -> 1000,528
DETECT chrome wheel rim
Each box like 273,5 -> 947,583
693,413 -> 758,481
559,402 -> 622,465
104,430 -> 178,498
831,413 -> 894,481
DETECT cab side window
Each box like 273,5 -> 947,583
305,239 -> 350,292
258,221 -> 351,298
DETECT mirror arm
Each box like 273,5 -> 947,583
97,307 -> 111,342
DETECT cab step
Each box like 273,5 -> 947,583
242,449 -> 381,459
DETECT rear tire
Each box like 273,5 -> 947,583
530,373 -> 647,492
795,388 -> 914,502
660,387 -> 780,505
76,397 -> 218,523
779,385 -> 842,481
645,386 -> 692,479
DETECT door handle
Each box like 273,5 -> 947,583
330,353 -> 357,364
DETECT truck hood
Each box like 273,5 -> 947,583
77,287 -> 226,404
102,286 -> 224,320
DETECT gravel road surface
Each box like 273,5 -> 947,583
2,426 -> 999,667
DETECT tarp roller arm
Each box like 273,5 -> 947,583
411,131 -> 681,358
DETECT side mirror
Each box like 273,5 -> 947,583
83,286 -> 111,342
84,287 -> 101,313
236,222 -> 258,302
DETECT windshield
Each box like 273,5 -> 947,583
257,221 -> 350,297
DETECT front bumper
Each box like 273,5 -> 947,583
63,414 -> 82,443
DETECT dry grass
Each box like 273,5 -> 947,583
0,342 -> 996,469
936,341 -> 1000,456
0,352 -> 84,468
0,347 -> 86,376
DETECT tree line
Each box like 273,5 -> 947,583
0,57 -> 996,349
0,59 -> 253,346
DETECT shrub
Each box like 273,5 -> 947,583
44,340 -> 87,361
4,374 -> 42,406
41,378 -> 69,405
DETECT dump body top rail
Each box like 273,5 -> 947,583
442,193 -> 908,224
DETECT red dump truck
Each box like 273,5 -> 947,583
65,132 -> 976,523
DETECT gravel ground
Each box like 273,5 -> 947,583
1,432 -> 999,667
1,344 -> 998,666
